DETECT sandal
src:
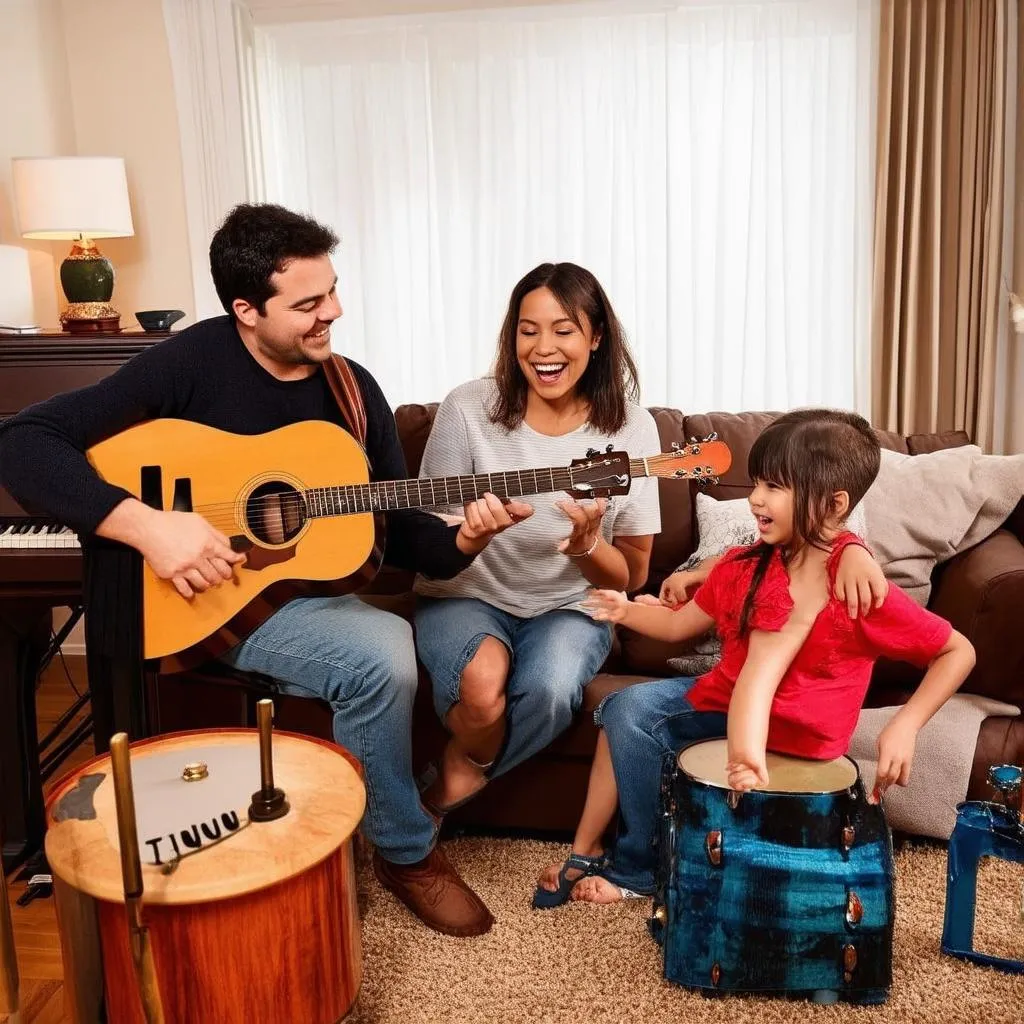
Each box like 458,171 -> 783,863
532,852 -> 607,910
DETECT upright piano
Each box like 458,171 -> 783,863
0,329 -> 169,870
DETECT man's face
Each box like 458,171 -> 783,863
234,254 -> 342,373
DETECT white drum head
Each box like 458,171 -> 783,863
677,738 -> 857,793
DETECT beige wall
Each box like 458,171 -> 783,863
0,0 -> 75,326
0,0 -> 194,331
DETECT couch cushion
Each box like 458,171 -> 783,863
394,402 -> 440,476
646,407 -> 693,590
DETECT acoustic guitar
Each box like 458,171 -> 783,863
87,419 -> 731,671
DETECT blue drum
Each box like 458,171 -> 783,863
651,738 -> 894,1004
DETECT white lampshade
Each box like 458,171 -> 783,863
0,245 -> 37,328
11,156 -> 134,240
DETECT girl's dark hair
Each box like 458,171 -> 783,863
209,203 -> 339,315
490,263 -> 640,433
736,408 -> 881,635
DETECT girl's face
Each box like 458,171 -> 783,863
748,478 -> 795,546
515,286 -> 599,404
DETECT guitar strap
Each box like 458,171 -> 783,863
321,354 -> 368,446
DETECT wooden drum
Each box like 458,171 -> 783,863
45,729 -> 365,1024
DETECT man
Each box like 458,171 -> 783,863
0,203 -> 532,936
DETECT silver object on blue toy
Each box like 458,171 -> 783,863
941,764 -> 1024,974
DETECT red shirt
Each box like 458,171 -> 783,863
686,533 -> 953,759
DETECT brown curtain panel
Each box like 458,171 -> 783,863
872,0 -> 1009,447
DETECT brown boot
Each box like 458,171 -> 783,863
372,846 -> 494,937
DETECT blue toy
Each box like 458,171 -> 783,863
941,764 -> 1024,974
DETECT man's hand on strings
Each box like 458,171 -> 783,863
455,492 -> 534,555
139,509 -> 246,599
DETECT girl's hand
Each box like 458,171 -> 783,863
660,569 -> 698,607
834,543 -> 887,619
870,719 -> 917,803
726,755 -> 770,792
556,496 -> 608,556
582,588 -> 629,623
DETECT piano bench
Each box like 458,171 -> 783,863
146,662 -> 334,743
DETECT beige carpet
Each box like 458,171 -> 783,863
348,837 -> 1023,1024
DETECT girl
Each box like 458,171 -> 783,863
534,408 -> 975,907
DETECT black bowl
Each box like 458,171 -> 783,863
136,309 -> 185,332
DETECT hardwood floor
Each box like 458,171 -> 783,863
5,655 -> 93,1024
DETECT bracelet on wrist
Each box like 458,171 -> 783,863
565,535 -> 600,559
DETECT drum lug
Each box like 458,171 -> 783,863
842,943 -> 857,982
705,830 -> 723,867
845,890 -> 863,927
710,962 -> 722,987
841,821 -> 855,853
726,790 -> 742,811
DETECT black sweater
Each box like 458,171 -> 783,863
0,315 -> 472,580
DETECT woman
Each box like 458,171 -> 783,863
413,263 -> 660,813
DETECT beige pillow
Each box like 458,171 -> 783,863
861,446 -> 1024,605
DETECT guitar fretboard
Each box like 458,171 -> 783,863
302,458 -> 653,517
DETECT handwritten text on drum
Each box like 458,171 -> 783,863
144,811 -> 242,865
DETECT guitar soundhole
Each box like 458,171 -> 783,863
245,482 -> 308,545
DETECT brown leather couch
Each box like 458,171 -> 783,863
389,405 -> 1024,834
155,405 -> 1024,837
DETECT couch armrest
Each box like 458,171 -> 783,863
928,528 -> 1024,708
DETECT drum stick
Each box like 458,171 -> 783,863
0,825 -> 19,1022
109,733 -> 165,1024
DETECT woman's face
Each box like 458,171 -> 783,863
515,286 -> 599,404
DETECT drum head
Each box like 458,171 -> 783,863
677,738 -> 857,793
45,730 -> 365,905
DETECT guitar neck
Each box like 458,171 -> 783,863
302,458 -> 653,517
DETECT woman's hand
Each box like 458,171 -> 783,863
556,496 -> 608,556
582,588 -> 629,623
871,718 -> 917,803
455,492 -> 534,555
834,543 -> 887,619
660,569 -> 700,608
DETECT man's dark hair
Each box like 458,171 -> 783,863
209,203 -> 339,315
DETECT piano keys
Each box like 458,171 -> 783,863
0,329 -> 168,870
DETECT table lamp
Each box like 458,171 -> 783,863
12,156 -> 134,333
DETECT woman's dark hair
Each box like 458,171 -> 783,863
209,203 -> 339,315
736,408 -> 881,635
490,262 -> 640,433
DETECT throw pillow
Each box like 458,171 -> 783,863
861,446 -> 1024,605
665,493 -> 868,676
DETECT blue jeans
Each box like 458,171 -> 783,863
414,597 -> 613,777
220,594 -> 435,865
597,677 -> 727,893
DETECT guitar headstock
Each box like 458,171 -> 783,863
644,435 -> 732,486
568,447 -> 632,498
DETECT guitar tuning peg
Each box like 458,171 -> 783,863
705,432 -> 718,441
605,444 -> 614,453
688,436 -> 697,443
670,441 -> 681,452
585,447 -> 599,458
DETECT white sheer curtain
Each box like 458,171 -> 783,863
248,0 -> 877,412
162,0 -> 258,319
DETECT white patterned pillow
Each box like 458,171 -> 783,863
666,493 -> 868,676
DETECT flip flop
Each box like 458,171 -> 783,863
532,852 -> 607,910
